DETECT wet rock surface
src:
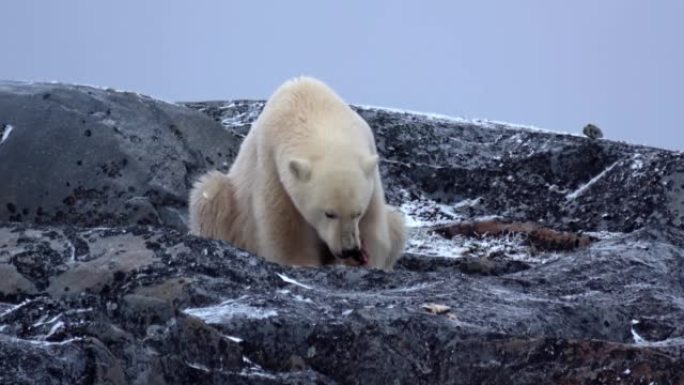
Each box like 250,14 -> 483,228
1,83 -> 684,384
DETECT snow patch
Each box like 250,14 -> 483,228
399,197 -> 462,228
65,240 -> 76,262
20,336 -> 84,346
186,361 -> 211,372
407,228 -> 543,263
399,193 -> 548,262
219,101 -> 265,132
240,356 -> 277,379
100,118 -> 117,127
356,105 -> 577,137
1,124 -> 14,144
67,308 -> 93,315
383,283 -> 434,293
292,294 -> 313,303
0,299 -> 33,319
33,313 -> 62,328
45,321 -> 64,339
225,335 -> 243,343
630,320 -> 647,345
565,159 -> 621,200
276,273 -> 313,290
583,231 -> 622,241
382,158 -> 443,170
406,231 -> 469,258
475,118 -> 577,137
184,298 -> 278,324
238,369 -> 278,379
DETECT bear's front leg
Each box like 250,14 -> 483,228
359,205 -> 407,269
259,219 -> 323,267
359,221 -> 392,269
385,205 -> 408,267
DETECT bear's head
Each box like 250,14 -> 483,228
283,153 -> 378,263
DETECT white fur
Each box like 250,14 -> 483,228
189,77 -> 406,269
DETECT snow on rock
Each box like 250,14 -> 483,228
399,192 -> 546,262
225,335 -> 243,343
184,297 -> 279,323
356,104 -> 579,137
1,124 -> 13,144
406,230 -> 469,259
399,197 -> 461,228
1,86 -> 684,384
565,159 -> 622,200
220,101 -> 265,131
276,273 -> 314,290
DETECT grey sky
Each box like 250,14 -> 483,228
2,1 -> 682,150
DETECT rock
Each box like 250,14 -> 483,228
583,123 -> 604,139
1,222 -> 684,384
1,84 -> 684,384
0,82 -> 240,230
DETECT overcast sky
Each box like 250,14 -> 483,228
1,1 -> 682,150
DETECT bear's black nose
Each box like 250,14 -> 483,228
340,248 -> 362,260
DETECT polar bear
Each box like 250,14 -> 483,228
189,77 -> 406,269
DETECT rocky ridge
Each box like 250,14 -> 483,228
1,82 -> 683,384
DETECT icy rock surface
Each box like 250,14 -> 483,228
0,83 -> 683,384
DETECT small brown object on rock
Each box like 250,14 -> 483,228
432,220 -> 595,252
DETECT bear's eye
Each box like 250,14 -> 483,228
324,211 -> 338,219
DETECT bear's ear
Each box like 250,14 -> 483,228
361,155 -> 379,176
289,158 -> 312,182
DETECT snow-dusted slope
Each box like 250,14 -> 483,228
1,84 -> 684,384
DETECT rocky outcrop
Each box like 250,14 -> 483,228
0,82 -> 240,230
1,82 -> 683,384
189,100 -> 684,234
